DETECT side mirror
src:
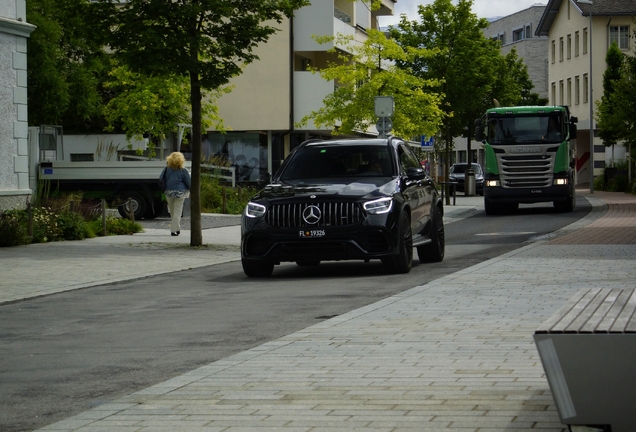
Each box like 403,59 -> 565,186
474,118 -> 484,142
406,167 -> 426,180
569,124 -> 577,140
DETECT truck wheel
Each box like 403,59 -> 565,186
382,211 -> 412,274
554,190 -> 575,213
418,206 -> 445,263
484,198 -> 500,215
117,191 -> 147,220
144,199 -> 165,219
242,259 -> 274,277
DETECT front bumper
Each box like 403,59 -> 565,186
241,216 -> 400,264
484,184 -> 572,204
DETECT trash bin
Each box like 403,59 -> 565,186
465,168 -> 476,196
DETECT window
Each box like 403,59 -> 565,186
559,37 -> 564,62
559,80 -> 564,105
513,28 -> 524,42
526,25 -> 531,38
551,82 -> 556,105
583,74 -> 589,103
551,40 -> 556,63
498,32 -> 506,44
70,154 -> 94,162
583,28 -> 588,54
575,75 -> 580,105
610,26 -> 630,50
567,34 -> 572,59
567,78 -> 572,106
575,31 -> 580,57
355,0 -> 370,30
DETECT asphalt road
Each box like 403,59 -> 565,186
0,197 -> 591,432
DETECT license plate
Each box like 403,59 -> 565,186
299,229 -> 326,238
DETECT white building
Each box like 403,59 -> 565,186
0,0 -> 35,213
536,0 -> 636,184
208,0 -> 395,182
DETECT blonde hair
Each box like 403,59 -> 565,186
166,152 -> 185,169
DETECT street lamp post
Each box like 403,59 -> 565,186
579,0 -> 594,193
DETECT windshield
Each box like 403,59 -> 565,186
487,113 -> 565,144
451,164 -> 482,174
279,145 -> 394,181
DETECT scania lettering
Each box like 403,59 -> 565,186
475,106 -> 578,215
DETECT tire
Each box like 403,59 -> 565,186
484,198 -> 499,215
417,206 -> 445,263
554,189 -> 575,213
117,191 -> 147,220
296,260 -> 320,266
382,211 -> 413,274
144,199 -> 165,219
242,259 -> 274,277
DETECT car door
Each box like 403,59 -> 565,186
397,143 -> 428,237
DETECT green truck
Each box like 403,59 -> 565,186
475,106 -> 578,215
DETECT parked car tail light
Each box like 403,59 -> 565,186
245,202 -> 266,218
363,197 -> 393,214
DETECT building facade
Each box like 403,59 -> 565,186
536,0 -> 636,184
0,0 -> 35,213
207,0 -> 395,183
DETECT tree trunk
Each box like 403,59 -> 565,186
189,71 -> 203,247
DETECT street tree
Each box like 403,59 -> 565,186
27,0 -> 110,132
391,0 -> 502,201
297,30 -> 445,140
96,0 -> 308,246
596,42 -> 625,162
103,64 -> 228,157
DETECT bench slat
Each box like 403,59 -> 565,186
611,289 -> 636,333
586,289 -> 627,333
535,288 -> 594,333
569,288 -> 613,333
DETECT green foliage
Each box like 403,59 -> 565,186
30,207 -> 63,243
96,0 -> 309,245
297,30 -> 445,139
27,0 -> 110,132
597,43 -> 625,147
86,216 -> 143,236
0,210 -> 31,247
57,211 -> 90,240
201,175 -> 257,214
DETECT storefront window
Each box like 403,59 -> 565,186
205,132 -> 266,182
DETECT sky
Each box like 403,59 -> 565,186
379,0 -> 546,26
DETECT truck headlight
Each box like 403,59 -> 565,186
364,197 -> 393,214
245,202 -> 266,218
553,178 -> 568,185
486,180 -> 500,187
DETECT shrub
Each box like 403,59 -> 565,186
57,211 -> 91,240
86,216 -> 143,236
30,207 -> 63,243
201,174 -> 257,214
0,210 -> 31,247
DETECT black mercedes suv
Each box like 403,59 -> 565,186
240,137 -> 445,277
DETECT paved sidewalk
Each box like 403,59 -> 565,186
3,190 -> 636,431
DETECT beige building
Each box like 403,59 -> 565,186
207,0 -> 395,183
536,0 -> 636,184
0,0 -> 35,213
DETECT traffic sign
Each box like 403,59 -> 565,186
421,135 -> 434,150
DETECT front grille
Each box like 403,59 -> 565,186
266,202 -> 364,227
500,155 -> 552,188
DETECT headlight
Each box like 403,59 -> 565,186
364,197 -> 393,214
485,180 -> 500,187
553,178 -> 568,185
245,202 -> 266,218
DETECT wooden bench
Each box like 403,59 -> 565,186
534,288 -> 636,432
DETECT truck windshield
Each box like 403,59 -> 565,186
487,114 -> 565,144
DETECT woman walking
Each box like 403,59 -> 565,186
161,152 -> 191,236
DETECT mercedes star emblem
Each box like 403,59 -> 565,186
302,205 -> 321,225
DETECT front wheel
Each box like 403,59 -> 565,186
418,206 -> 445,263
382,211 -> 412,274
554,189 -> 575,213
242,259 -> 274,277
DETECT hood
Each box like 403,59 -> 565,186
253,179 -> 398,201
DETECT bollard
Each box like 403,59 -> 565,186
101,199 -> 107,236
